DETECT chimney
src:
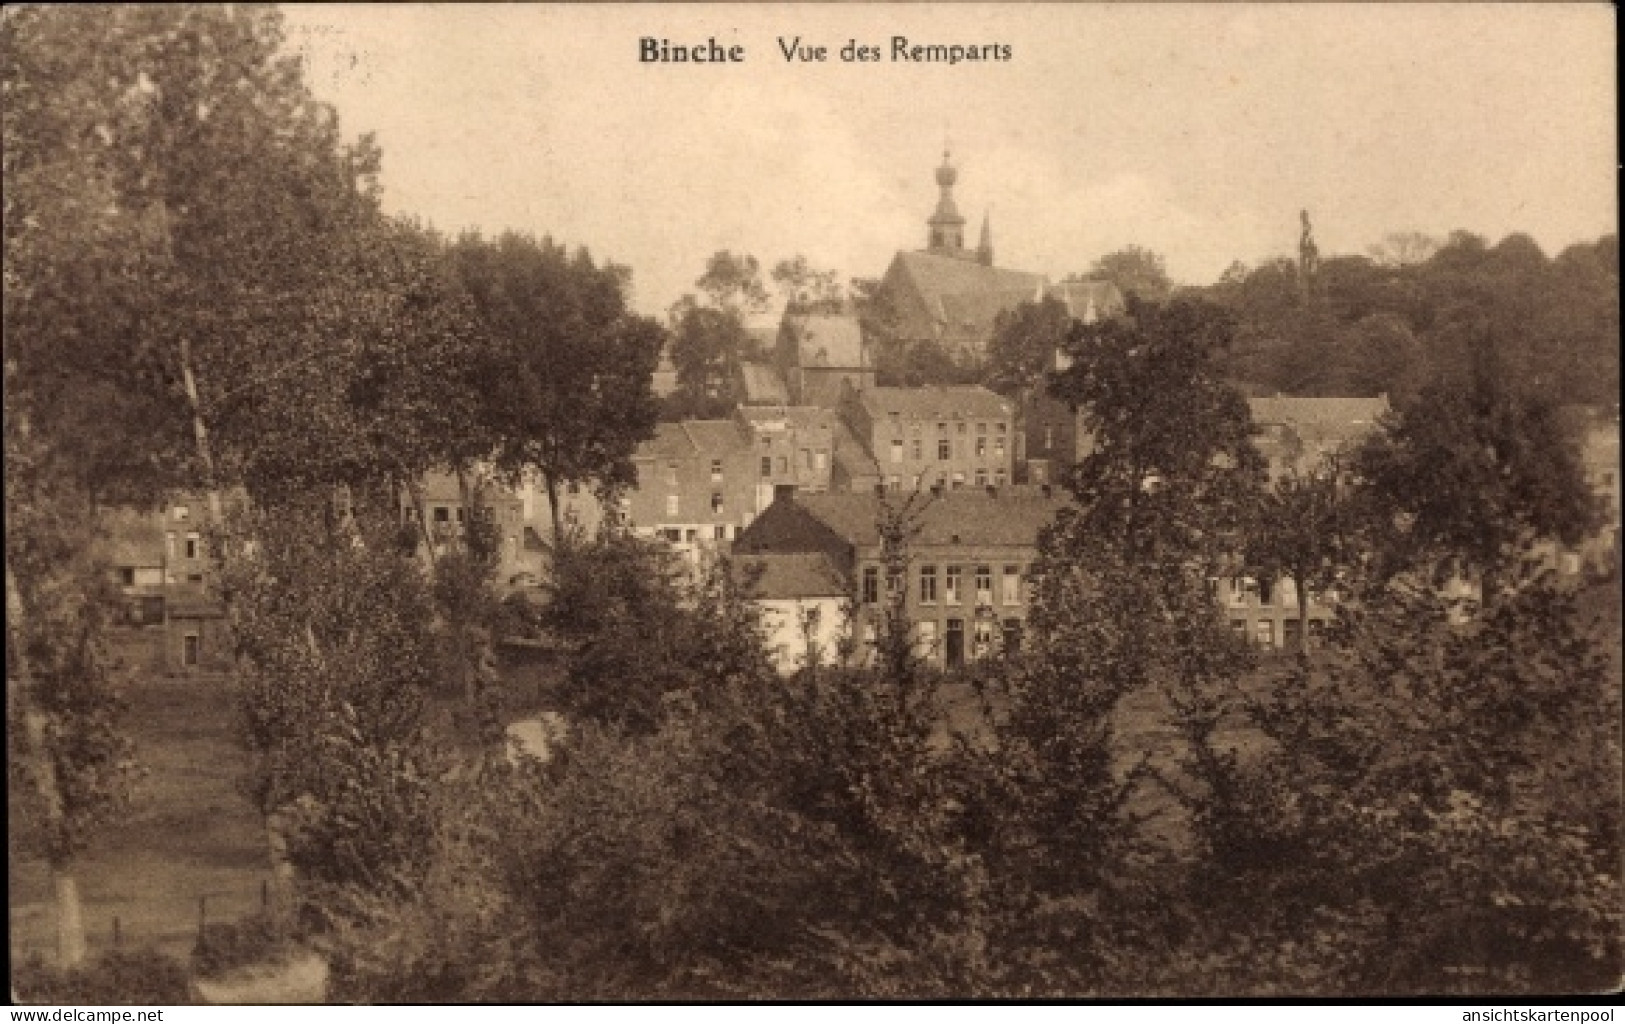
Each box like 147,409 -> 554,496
773,483 -> 798,505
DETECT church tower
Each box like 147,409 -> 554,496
927,150 -> 967,254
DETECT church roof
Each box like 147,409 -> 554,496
887,251 -> 1046,344
782,313 -> 866,370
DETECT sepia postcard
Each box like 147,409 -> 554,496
6,1 -> 1619,1008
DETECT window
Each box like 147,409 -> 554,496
975,469 -> 987,487
165,532 -> 177,559
1255,620 -> 1275,647
777,456 -> 788,475
889,412 -> 903,434
1258,577 -> 1274,607
814,450 -> 828,471
975,437 -> 987,458
185,533 -> 200,560
890,440 -> 904,463
920,565 -> 938,604
714,525 -> 727,540
1231,619 -> 1248,636
972,620 -> 995,659
951,472 -> 965,489
761,456 -> 773,478
1283,619 -> 1302,649
119,567 -> 136,587
455,507 -> 466,524
976,421 -> 988,435
666,461 -> 679,485
937,421 -> 948,435
711,459 -> 723,482
1043,426 -> 1055,452
173,505 -> 190,521
800,448 -> 812,470
887,474 -> 901,491
912,439 -> 923,461
975,565 -> 993,604
957,422 -> 967,434
937,438 -> 950,461
945,565 -> 962,604
1002,565 -> 1021,604
685,529 -> 697,543
760,434 -> 772,448
711,492 -> 724,514
914,620 -> 938,661
182,633 -> 200,667
568,481 -> 581,495
997,422 -> 1007,435
886,564 -> 902,597
666,494 -> 680,516
994,469 -> 1007,487
994,438 -> 1006,458
1002,618 -> 1023,653
863,566 -> 879,604
663,528 -> 682,542
433,507 -> 450,524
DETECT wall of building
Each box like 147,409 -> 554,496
754,596 -> 848,674
842,397 -> 1014,492
849,544 -> 1036,668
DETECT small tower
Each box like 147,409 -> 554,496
927,150 -> 966,254
1298,209 -> 1320,294
976,210 -> 994,266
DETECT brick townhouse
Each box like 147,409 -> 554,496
734,483 -> 1066,668
833,385 -> 1015,494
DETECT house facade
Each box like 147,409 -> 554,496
734,484 -> 1065,668
733,551 -> 849,674
835,385 -> 1015,493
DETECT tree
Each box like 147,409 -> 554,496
1048,295 -> 1267,567
772,255 -> 845,314
1245,458 -> 1354,653
666,296 -> 751,419
986,296 -> 1072,399
695,250 -> 771,315
450,231 -> 664,546
5,411 -> 139,968
1081,245 -> 1174,303
1367,231 -> 1440,269
1350,352 -> 1602,597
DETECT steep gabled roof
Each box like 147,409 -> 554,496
886,251 -> 1046,342
679,419 -> 749,454
1047,280 -> 1126,322
734,551 -> 849,599
737,405 -> 838,434
782,313 -> 866,370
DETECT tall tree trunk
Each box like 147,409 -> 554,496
1295,569 -> 1311,655
403,478 -> 436,574
6,565 -> 83,967
50,869 -> 87,968
544,470 -> 565,552
178,337 -> 227,541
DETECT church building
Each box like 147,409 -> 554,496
878,151 -> 1124,364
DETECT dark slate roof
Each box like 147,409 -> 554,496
734,552 -> 849,599
636,421 -> 701,460
783,314 -> 866,370
888,251 -> 1045,342
738,361 -> 790,405
797,487 -> 1066,549
857,386 -> 1012,422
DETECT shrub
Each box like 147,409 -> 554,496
192,913 -> 292,978
13,948 -> 193,1005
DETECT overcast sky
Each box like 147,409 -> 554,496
281,3 -> 1616,317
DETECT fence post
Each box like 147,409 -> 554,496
261,879 -> 269,911
113,915 -> 122,948
198,895 -> 207,939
